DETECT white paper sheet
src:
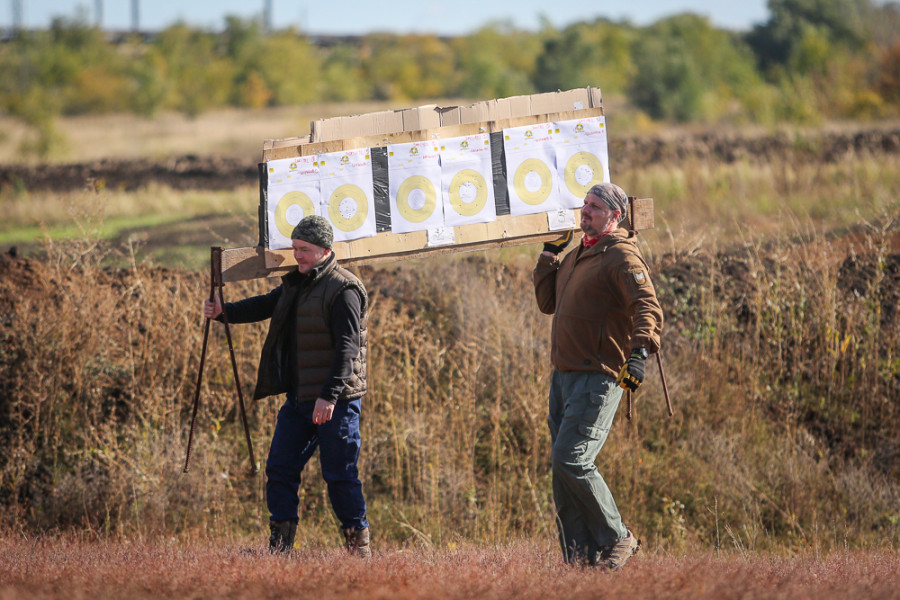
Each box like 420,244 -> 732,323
554,116 -> 610,208
265,155 -> 321,250
387,140 -> 444,233
439,133 -> 497,227
503,122 -> 561,216
318,148 -> 377,243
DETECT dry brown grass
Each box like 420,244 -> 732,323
1,212 -> 898,553
0,533 -> 897,600
1,116 -> 899,560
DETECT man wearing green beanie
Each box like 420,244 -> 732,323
204,215 -> 371,557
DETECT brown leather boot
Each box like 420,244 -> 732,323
343,526 -> 371,558
599,529 -> 640,571
268,520 -> 297,554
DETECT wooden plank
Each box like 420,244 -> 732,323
222,246 -> 294,283
262,210 -> 580,269
627,197 -> 654,231
223,228 -> 572,282
227,198 -> 656,282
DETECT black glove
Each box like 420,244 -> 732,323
542,229 -> 574,255
616,348 -> 648,391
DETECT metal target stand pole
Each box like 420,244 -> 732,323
625,196 -> 675,422
183,246 -> 257,475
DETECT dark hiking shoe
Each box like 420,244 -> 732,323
343,526 -> 371,558
599,529 -> 640,571
268,520 -> 297,554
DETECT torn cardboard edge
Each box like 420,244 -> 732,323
263,87 -> 602,155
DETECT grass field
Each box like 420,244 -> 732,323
1,534 -> 898,600
0,107 -> 898,593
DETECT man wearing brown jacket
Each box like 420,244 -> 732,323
533,182 -> 663,570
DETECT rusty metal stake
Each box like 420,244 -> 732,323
184,247 -> 257,475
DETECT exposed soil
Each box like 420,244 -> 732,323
0,155 -> 259,193
609,124 -> 900,169
1,125 -> 899,193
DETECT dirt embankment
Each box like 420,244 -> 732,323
610,125 -> 900,168
2,126 -> 900,193
0,156 -> 259,193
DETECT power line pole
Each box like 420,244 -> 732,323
131,0 -> 139,32
12,0 -> 23,31
263,0 -> 272,33
299,2 -> 308,34
94,0 -> 103,28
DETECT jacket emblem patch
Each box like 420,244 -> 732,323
632,270 -> 647,285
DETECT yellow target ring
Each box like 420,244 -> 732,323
448,169 -> 488,217
513,158 -> 553,206
396,175 -> 437,223
328,184 -> 369,232
274,191 -> 316,239
564,151 -> 605,198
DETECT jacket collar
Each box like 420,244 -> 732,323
283,251 -> 337,286
579,228 -> 632,256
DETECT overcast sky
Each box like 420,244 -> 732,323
4,1 -> 770,34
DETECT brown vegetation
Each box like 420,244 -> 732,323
1,213 -> 897,551
0,534 -> 897,600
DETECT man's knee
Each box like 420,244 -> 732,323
551,445 -> 593,477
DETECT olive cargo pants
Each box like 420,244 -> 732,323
548,370 -> 627,564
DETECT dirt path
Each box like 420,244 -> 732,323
2,125 -> 899,193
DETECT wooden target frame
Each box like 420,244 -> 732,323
222,87 -> 654,283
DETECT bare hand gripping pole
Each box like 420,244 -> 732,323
183,247 -> 257,475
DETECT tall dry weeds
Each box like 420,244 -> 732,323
0,212 -> 898,552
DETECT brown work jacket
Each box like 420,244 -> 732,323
533,228 -> 663,377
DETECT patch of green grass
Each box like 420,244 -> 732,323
0,212 -> 188,245
135,245 -> 212,271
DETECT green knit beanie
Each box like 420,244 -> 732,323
290,215 -> 334,249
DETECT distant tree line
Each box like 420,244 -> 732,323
1,0 -> 899,155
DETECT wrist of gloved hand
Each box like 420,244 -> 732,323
616,348 -> 648,391
542,229 -> 574,255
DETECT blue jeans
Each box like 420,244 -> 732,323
265,395 -> 369,530
547,370 -> 626,564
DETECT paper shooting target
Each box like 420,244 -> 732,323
328,184 -> 369,232
564,151 -> 605,199
448,169 -> 488,217
396,175 -> 437,223
513,158 -> 554,206
273,191 -> 316,239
